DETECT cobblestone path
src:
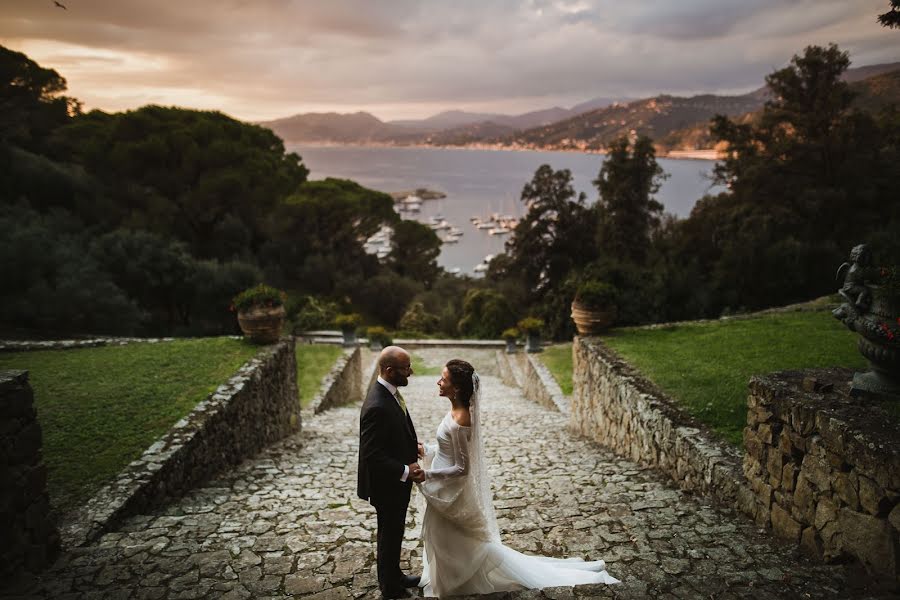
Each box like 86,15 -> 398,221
3,348 -> 888,599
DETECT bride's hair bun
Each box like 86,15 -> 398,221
445,359 -> 475,408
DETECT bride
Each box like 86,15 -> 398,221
416,359 -> 619,598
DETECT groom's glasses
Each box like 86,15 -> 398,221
388,363 -> 413,374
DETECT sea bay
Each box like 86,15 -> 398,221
290,144 -> 721,275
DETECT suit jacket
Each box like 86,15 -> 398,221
357,380 -> 418,506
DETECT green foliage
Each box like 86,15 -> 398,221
604,311 -> 867,446
287,295 -> 340,333
334,313 -> 363,331
398,301 -> 440,334
594,135 -> 667,264
879,0 -> 900,28
231,283 -> 286,312
52,105 -> 310,260
388,220 -> 442,288
366,326 -> 393,347
503,165 -> 596,297
0,338 -> 258,513
458,289 -> 517,338
501,328 -> 520,341
0,201 -> 142,336
295,343 -> 344,408
575,280 -> 618,309
352,272 -> 423,327
0,45 -> 77,150
517,317 -> 544,334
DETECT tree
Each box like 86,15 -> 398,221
879,0 -> 900,28
51,106 -> 310,259
457,289 -> 516,338
593,135 -> 666,264
387,220 -> 442,288
0,44 -> 78,150
504,165 -> 596,296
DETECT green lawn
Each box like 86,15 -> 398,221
540,344 -> 574,395
0,338 -> 258,514
540,311 -> 870,447
602,311 -> 866,446
296,343 -> 345,407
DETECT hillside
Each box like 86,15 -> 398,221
260,62 -> 899,150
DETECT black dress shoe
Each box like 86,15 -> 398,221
399,574 -> 421,588
381,588 -> 412,600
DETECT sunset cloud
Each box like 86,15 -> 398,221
1,0 -> 896,121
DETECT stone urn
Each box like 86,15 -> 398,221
570,300 -> 617,336
525,333 -> 543,353
505,338 -> 517,354
237,305 -> 285,344
341,328 -> 358,347
845,286 -> 900,399
833,245 -> 900,401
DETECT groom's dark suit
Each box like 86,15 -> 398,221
358,379 -> 418,596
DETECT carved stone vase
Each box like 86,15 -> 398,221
341,328 -> 358,347
570,300 -> 617,336
835,285 -> 900,400
237,305 -> 285,344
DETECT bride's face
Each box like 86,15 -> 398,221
437,366 -> 458,400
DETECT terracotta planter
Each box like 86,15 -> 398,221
570,300 -> 617,336
237,305 -> 285,344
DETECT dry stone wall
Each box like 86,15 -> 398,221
60,338 -> 299,548
744,368 -> 899,581
0,370 -> 59,577
310,346 -> 362,414
571,337 -> 750,509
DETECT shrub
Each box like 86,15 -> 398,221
457,289 -> 516,338
501,327 -> 519,341
575,280 -> 618,309
334,312 -> 363,331
517,317 -> 544,334
366,326 -> 393,347
399,301 -> 440,333
289,295 -> 340,332
231,283 -> 287,312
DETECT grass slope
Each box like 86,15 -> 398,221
0,338 -> 258,514
296,344 -> 344,407
603,311 -> 865,446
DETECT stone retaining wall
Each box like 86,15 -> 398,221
0,337 -> 178,352
0,371 -> 59,577
744,368 -> 899,581
309,346 -> 363,414
571,336 -> 750,510
60,338 -> 299,548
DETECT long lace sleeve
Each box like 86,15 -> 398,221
425,423 -> 471,480
424,442 -> 438,458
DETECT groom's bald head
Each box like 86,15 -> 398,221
379,346 -> 412,386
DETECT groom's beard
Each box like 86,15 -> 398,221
395,374 -> 409,387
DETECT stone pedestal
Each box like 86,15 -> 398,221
0,370 -> 60,577
744,368 -> 899,583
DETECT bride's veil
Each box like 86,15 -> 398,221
470,372 -> 501,542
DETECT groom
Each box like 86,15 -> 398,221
358,346 -> 425,599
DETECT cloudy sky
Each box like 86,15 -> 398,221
1,0 -> 897,121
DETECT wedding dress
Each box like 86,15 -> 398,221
416,374 -> 619,598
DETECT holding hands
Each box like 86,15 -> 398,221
408,462 -> 426,483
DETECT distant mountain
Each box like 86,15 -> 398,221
260,62 -> 899,151
503,92 -> 764,152
659,63 -> 900,152
257,111 -> 421,143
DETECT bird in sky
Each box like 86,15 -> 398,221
53,1 -> 67,9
